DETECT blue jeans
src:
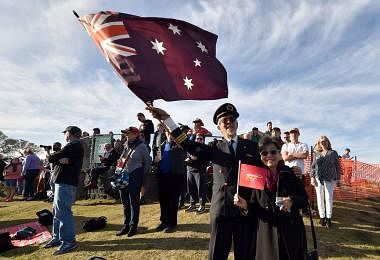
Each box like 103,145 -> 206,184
52,183 -> 77,244
119,168 -> 144,228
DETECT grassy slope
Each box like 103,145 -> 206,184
0,197 -> 379,260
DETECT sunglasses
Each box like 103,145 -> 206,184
260,150 -> 279,156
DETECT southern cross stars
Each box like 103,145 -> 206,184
193,58 -> 201,67
196,41 -> 208,53
168,23 -> 181,35
151,39 -> 166,55
183,76 -> 194,90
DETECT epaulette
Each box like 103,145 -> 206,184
171,128 -> 187,144
175,133 -> 187,144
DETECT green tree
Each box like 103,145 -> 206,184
0,130 -> 41,158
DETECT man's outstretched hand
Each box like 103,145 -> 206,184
146,106 -> 170,121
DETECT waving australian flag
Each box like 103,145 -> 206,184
78,11 -> 228,102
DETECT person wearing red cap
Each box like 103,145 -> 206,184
148,103 -> 263,260
115,127 -> 152,237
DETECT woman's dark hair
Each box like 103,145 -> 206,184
259,136 -> 282,152
259,136 -> 285,169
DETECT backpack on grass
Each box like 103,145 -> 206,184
36,209 -> 53,226
82,216 -> 107,232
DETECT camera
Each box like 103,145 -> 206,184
40,145 -> 52,150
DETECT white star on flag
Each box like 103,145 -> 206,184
151,39 -> 166,55
168,23 -> 181,35
183,76 -> 194,90
193,58 -> 202,67
196,41 -> 208,53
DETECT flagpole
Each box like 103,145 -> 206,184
72,10 -> 79,18
237,160 -> 241,195
145,101 -> 184,148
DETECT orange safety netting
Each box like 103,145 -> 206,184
304,154 -> 380,201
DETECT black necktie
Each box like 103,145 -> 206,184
228,140 -> 235,155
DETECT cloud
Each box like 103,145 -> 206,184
0,0 -> 379,163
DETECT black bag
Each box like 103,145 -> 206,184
36,209 -> 53,226
0,232 -> 13,252
12,227 -> 36,240
82,216 -> 107,232
305,203 -> 319,260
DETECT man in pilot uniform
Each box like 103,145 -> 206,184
148,103 -> 263,260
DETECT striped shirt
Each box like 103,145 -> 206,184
311,150 -> 341,181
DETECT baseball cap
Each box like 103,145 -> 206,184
121,127 -> 140,135
289,128 -> 300,134
62,126 -> 82,136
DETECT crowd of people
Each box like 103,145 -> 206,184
0,106 -> 351,258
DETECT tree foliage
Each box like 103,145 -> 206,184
0,130 -> 41,158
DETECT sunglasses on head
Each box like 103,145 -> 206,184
260,150 -> 279,156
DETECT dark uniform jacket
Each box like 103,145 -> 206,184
49,139 -> 84,187
250,164 -> 308,260
171,127 -> 263,217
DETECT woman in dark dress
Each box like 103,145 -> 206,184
234,136 -> 308,259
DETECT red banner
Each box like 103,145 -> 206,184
239,164 -> 268,190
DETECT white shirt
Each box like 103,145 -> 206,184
281,142 -> 308,173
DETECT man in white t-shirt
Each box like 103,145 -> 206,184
281,128 -> 308,174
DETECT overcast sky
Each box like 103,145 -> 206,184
0,0 -> 379,163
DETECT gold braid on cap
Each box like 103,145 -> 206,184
175,133 -> 187,144
226,104 -> 234,111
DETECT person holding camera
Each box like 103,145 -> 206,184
234,136 -> 308,259
43,142 -> 62,201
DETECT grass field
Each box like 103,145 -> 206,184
0,196 -> 379,259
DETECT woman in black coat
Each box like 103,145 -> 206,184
235,136 -> 308,259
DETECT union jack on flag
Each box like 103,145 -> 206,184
78,11 -> 228,102
80,11 -> 137,61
